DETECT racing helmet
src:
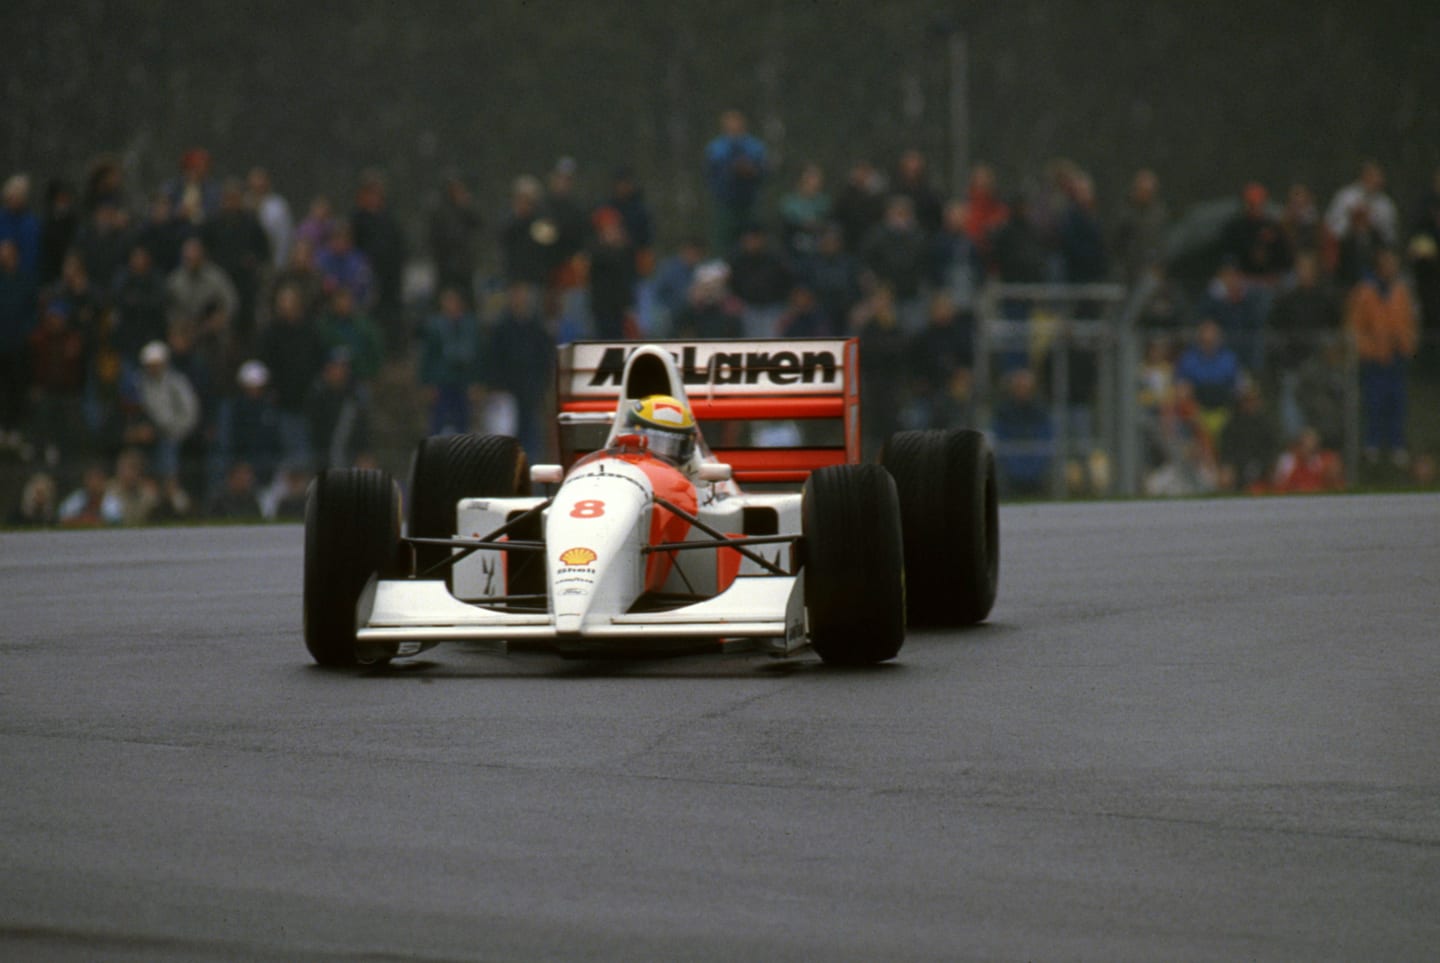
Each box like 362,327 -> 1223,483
622,394 -> 697,463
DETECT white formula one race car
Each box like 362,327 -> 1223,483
303,339 -> 998,668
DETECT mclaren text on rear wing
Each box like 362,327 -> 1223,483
555,339 -> 861,483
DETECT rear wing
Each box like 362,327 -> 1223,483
555,339 -> 861,483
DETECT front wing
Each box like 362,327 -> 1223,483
356,571 -> 808,656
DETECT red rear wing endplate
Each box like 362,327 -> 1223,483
555,339 -> 860,482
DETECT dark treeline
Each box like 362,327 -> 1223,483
5,0 -> 1438,249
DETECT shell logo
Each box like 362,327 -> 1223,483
559,547 -> 597,566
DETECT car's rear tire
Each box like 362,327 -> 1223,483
802,464 -> 906,664
880,428 -> 999,625
304,468 -> 402,667
408,433 -> 529,578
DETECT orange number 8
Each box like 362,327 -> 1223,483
570,499 -> 605,518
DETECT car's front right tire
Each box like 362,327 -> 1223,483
304,468 -> 401,667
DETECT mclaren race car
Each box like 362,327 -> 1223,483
303,338 -> 998,668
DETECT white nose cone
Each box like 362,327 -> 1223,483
547,461 -> 650,635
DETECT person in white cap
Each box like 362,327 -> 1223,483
214,358 -> 283,488
135,340 -> 200,481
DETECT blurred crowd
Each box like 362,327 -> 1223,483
3,111 -> 1439,525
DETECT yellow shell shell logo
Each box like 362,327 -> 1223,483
560,547 -> 597,566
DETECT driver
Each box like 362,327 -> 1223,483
619,394 -> 698,465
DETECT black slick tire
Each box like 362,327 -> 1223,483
880,428 -> 999,625
802,464 -> 906,664
407,433 -> 529,578
303,468 -> 401,667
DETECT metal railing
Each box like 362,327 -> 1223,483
974,279 -> 1362,498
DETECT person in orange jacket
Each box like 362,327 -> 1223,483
1346,247 -> 1418,467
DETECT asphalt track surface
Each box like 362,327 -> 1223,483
1,494 -> 1437,962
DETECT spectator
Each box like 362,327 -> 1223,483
215,360 -> 283,487
1280,182 -> 1322,256
992,368 -> 1054,496
269,466 -> 312,521
989,194 -> 1047,285
1175,319 -> 1241,442
1111,168 -> 1168,285
58,462 -> 121,527
82,156 -> 126,215
166,237 -> 238,341
352,170 -> 407,352
26,300 -> 87,467
1333,203 -> 1386,289
728,224 -> 793,338
1271,427 -> 1344,493
260,285 -> 326,466
306,348 -> 370,472
1200,260 -> 1267,373
1133,264 -> 1193,332
1267,250 -> 1341,437
314,221 -> 374,307
111,245 -> 170,369
1144,379 -> 1219,497
499,175 -> 550,287
420,286 -> 483,435
8,471 -> 58,527
47,251 -> 105,351
604,166 -> 654,263
0,238 -> 38,450
246,167 -> 294,270
587,206 -> 637,339
106,447 -> 160,525
0,173 -> 41,275
1267,250 -> 1341,374
799,224 -> 863,330
651,237 -> 705,334
931,199 -> 984,316
1218,381 -> 1282,492
776,282 -> 833,338
892,149 -> 943,238
316,285 -> 383,382
852,284 -> 907,456
779,163 -> 832,259
1411,166 -> 1440,379
906,291 -> 973,430
269,236 -> 326,320
202,179 -> 271,339
134,340 -> 201,480
134,191 -> 192,275
1295,336 -> 1348,450
832,160 -> 887,254
38,179 -> 80,286
487,282 -> 554,461
861,195 -> 929,332
703,109 -> 767,254
963,163 -> 1010,262
1346,247 -> 1418,468
1059,173 -> 1107,286
295,195 -> 335,250
1219,182 -> 1293,282
208,461 -> 264,519
164,147 -> 220,223
429,173 -> 482,300
73,202 -> 133,289
1326,160 -> 1399,246
539,157 -> 590,294
672,262 -> 744,340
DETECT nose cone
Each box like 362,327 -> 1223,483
548,461 -> 650,634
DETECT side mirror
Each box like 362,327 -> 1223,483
697,462 -> 733,483
530,464 -> 564,485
